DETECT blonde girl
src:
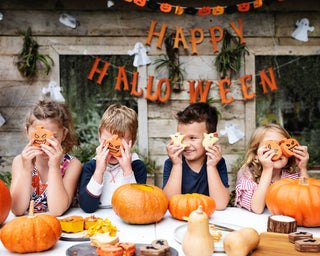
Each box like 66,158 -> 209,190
235,123 -> 309,214
11,100 -> 82,216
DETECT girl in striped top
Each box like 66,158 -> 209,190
235,124 -> 309,214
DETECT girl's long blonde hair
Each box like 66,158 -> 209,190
242,123 -> 297,183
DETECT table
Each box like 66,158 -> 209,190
0,207 -> 319,256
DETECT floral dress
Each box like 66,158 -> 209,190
31,154 -> 75,212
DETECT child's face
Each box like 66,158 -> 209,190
177,121 -> 207,163
99,129 -> 132,164
27,119 -> 68,157
259,130 -> 289,170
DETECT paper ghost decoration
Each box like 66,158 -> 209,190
128,42 -> 151,67
107,0 -> 114,8
0,112 -> 5,127
59,13 -> 78,29
42,81 -> 65,102
0,12 -> 3,21
220,121 -> 244,144
292,18 -> 314,42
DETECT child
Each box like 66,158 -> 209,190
163,103 -> 230,210
11,100 -> 82,217
235,123 -> 309,214
78,104 -> 147,213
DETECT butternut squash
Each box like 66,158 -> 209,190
182,205 -> 214,256
223,227 -> 260,256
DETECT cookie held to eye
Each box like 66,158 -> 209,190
262,140 -> 282,161
104,135 -> 123,157
170,132 -> 188,148
280,138 -> 300,157
31,126 -> 54,147
202,133 -> 219,148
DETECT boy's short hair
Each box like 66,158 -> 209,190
99,104 -> 138,141
176,103 -> 218,133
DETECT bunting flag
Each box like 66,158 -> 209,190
123,0 -> 285,16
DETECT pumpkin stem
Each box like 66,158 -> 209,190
28,200 -> 35,218
298,177 -> 308,186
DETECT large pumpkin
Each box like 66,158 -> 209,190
168,193 -> 216,220
111,184 -> 168,224
266,177 -> 320,227
0,201 -> 62,253
0,179 -> 11,225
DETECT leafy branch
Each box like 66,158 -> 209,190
16,27 -> 54,79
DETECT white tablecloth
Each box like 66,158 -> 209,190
0,207 -> 319,256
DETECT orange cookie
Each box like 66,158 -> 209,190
116,242 -> 136,256
280,138 -> 299,157
262,140 -> 282,161
104,135 -> 123,157
97,245 -> 123,256
31,126 -> 54,147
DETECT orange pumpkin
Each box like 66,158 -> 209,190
0,201 -> 62,253
168,193 -> 216,220
280,138 -> 299,157
111,184 -> 168,224
133,0 -> 146,7
212,6 -> 224,15
31,126 -> 54,147
175,6 -> 184,15
262,140 -> 282,161
0,179 -> 11,225
238,2 -> 250,12
160,3 -> 172,13
266,177 -> 320,227
104,135 -> 123,157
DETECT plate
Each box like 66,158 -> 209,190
174,223 -> 242,253
66,242 -> 179,256
60,231 -> 90,241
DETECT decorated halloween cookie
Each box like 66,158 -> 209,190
280,138 -> 300,157
31,126 -> 54,147
170,132 -> 188,148
104,135 -> 123,157
262,140 -> 282,161
202,133 -> 219,148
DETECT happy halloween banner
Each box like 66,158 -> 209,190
87,19 -> 279,104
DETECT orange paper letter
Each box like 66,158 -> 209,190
217,79 -> 234,104
239,74 -> 256,100
88,57 -> 110,84
259,67 -> 278,94
145,20 -> 168,49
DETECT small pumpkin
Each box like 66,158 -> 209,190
280,138 -> 299,157
168,193 -> 216,220
212,6 -> 224,15
160,3 -> 172,13
0,201 -> 62,253
198,6 -> 211,16
0,179 -> 11,225
111,184 -> 168,224
175,6 -> 184,15
266,177 -> 320,227
31,126 -> 54,147
104,135 -> 123,157
262,140 -> 282,161
238,2 -> 250,12
133,0 -> 146,7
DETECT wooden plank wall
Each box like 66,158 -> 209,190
0,0 -> 319,189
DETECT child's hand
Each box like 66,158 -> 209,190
293,145 -> 309,172
95,142 -> 110,174
257,145 -> 274,171
166,141 -> 184,165
41,136 -> 64,169
116,140 -> 133,176
21,140 -> 42,172
206,144 -> 222,167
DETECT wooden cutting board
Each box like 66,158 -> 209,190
252,232 -> 320,256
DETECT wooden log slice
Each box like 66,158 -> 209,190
267,215 -> 297,234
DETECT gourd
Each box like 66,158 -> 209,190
0,201 -> 62,253
266,177 -> 320,226
223,227 -> 260,256
169,193 -> 216,220
111,184 -> 168,224
0,179 -> 11,225
182,205 -> 214,256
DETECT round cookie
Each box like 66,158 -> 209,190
96,245 -> 123,256
31,126 -> 54,147
104,135 -> 123,157
262,140 -> 282,161
280,138 -> 299,157
202,133 -> 219,148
